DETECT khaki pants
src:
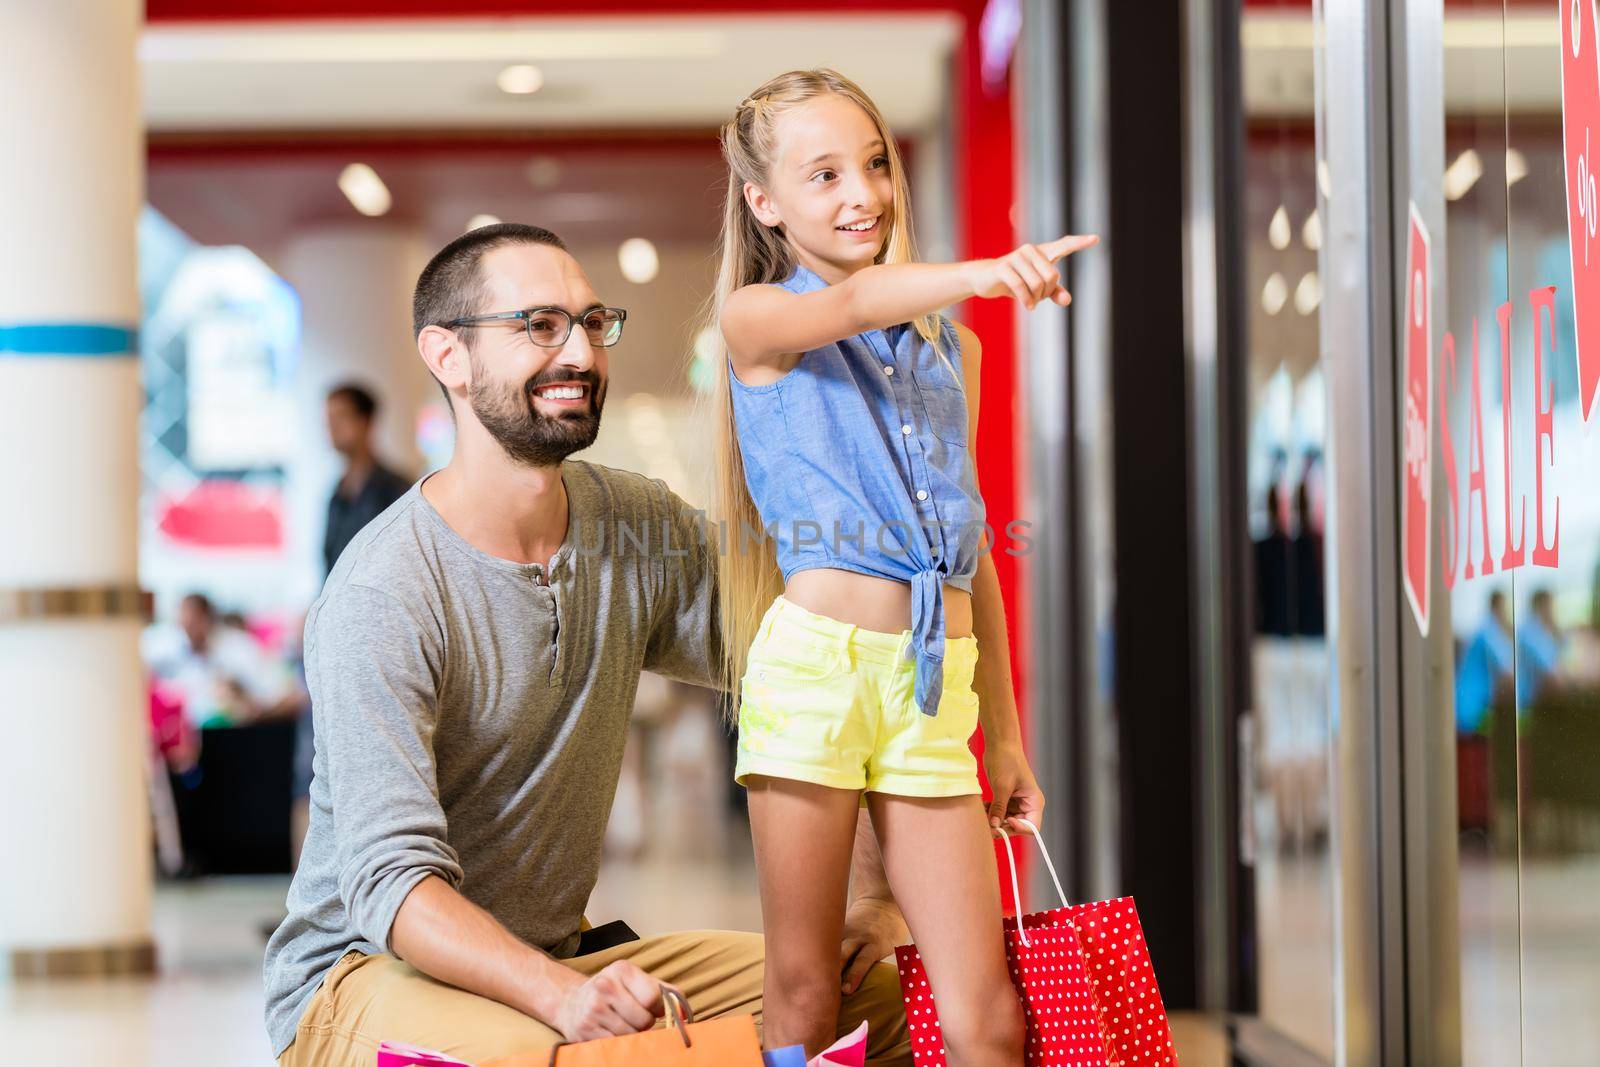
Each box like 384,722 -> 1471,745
279,929 -> 911,1066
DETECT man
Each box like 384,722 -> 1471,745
322,382 -> 412,576
263,223 -> 913,1065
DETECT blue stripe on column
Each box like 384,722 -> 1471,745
0,324 -> 140,356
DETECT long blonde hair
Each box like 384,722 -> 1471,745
702,69 -> 938,714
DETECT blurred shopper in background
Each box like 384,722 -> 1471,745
1454,590 -> 1514,833
144,592 -> 306,878
323,382 -> 412,577
145,592 -> 300,734
1456,591 -> 1514,737
1519,589 -> 1567,711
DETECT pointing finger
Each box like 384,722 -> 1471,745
1042,234 -> 1100,262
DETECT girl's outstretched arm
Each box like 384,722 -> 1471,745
721,234 -> 1097,377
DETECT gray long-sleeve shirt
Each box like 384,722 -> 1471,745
263,461 -> 719,1056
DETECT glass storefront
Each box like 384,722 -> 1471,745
1394,2 -> 1600,1062
1029,1 -> 1600,1061
1227,1 -> 1600,1062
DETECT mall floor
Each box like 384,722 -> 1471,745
1,864 -> 1229,1066
2,707 -> 1227,1066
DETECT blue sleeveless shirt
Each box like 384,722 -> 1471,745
728,263 -> 987,716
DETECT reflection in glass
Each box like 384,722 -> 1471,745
1240,2 -> 1336,1054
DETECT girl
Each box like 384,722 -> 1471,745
709,69 -> 1095,1065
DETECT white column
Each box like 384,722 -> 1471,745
0,0 -> 152,971
279,225 -> 435,604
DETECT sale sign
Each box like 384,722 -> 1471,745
1561,0 -> 1600,424
1403,204 -> 1432,637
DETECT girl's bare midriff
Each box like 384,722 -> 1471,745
783,567 -> 974,640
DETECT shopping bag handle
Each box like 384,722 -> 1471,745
998,818 -> 1070,949
546,984 -> 692,1066
663,985 -> 694,1047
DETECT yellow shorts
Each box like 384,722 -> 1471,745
734,596 -> 983,798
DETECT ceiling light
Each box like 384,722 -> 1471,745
1294,271 -> 1321,315
1506,148 -> 1529,188
1444,149 -> 1483,201
527,157 -> 562,189
618,238 -> 659,284
466,214 -> 502,232
524,157 -> 563,188
497,64 -> 544,95
338,163 -> 391,217
1268,205 -> 1291,250
1262,272 -> 1288,315
1301,209 -> 1322,251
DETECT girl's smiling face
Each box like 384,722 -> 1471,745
743,94 -> 896,283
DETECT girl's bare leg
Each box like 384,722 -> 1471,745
747,775 -> 863,1057
867,793 -> 1025,1067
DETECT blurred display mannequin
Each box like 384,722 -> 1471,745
1253,484 -> 1296,842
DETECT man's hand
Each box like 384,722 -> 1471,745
553,960 -> 678,1042
984,739 -> 1046,838
839,897 -> 909,996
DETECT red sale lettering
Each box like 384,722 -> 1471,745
1465,316 -> 1495,581
1440,330 -> 1461,591
1496,301 -> 1527,572
1438,290 -> 1566,590
1531,286 -> 1562,568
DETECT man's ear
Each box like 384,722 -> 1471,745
418,325 -> 469,393
743,181 -> 782,230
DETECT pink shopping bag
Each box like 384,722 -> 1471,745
894,820 -> 1178,1067
376,1043 -> 472,1067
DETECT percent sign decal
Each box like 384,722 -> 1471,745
1405,267 -> 1428,489
1581,128 -> 1598,266
1562,0 -> 1600,424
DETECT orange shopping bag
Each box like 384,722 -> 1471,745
491,988 -> 764,1067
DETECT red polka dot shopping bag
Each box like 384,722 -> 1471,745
893,819 -> 1178,1067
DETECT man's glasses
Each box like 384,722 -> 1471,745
446,306 -> 628,348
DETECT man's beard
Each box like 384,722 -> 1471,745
468,357 -> 606,469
